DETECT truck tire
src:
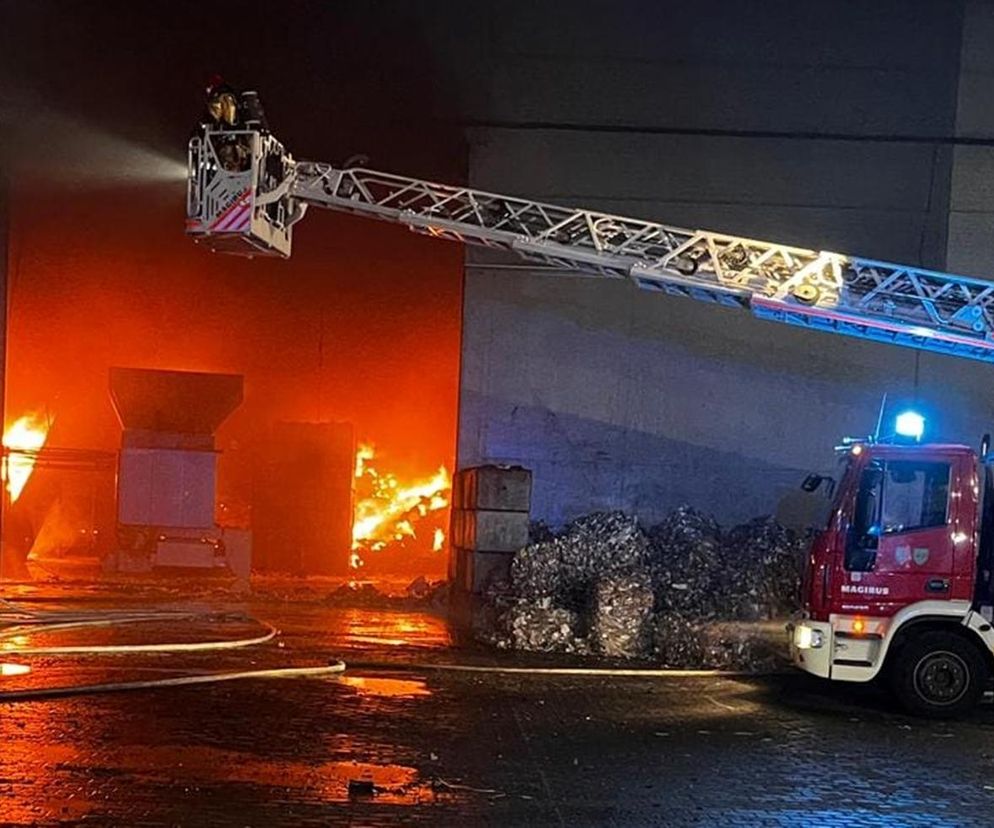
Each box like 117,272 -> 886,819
891,630 -> 986,718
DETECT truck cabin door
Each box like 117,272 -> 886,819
838,455 -> 965,615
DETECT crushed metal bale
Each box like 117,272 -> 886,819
478,508 -> 807,669
488,597 -> 585,653
590,571 -> 655,658
511,512 -> 649,602
648,507 -> 724,620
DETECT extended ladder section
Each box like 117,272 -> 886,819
188,124 -> 994,364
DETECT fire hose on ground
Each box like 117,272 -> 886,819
0,598 -> 345,700
0,597 -> 764,702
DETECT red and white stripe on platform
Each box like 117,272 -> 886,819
210,190 -> 253,233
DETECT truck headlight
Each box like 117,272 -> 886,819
794,625 -> 824,650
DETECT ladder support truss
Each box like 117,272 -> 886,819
187,126 -> 994,364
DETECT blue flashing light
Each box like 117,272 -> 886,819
895,410 -> 925,441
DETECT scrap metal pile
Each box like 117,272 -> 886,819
478,508 -> 806,669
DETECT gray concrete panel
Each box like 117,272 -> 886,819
457,1 -> 966,527
468,131 -> 948,263
947,212 -> 994,276
948,3 -> 994,277
469,131 -> 936,210
955,0 -> 994,136
471,1 -> 961,136
459,267 -> 994,526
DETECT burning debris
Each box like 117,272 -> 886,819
3,413 -> 51,503
478,508 -> 806,669
351,443 -> 451,572
0,413 -> 54,580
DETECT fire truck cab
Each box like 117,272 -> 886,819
790,420 -> 994,716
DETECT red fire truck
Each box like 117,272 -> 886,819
789,417 -> 994,716
187,84 -> 994,715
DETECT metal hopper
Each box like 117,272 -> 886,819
108,367 -> 247,576
109,367 -> 243,445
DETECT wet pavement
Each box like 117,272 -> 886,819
3,585 -> 994,826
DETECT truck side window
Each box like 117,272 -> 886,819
845,460 -> 951,571
880,461 -> 950,535
847,463 -> 882,571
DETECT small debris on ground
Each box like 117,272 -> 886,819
323,579 -> 449,610
347,778 -> 376,797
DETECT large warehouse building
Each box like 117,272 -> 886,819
454,0 -> 994,525
3,1 -> 994,570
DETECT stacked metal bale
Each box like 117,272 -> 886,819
486,512 -> 654,655
646,507 -> 724,619
477,504 -> 807,668
652,615 -> 786,671
590,570 -> 655,657
511,512 -> 650,600
496,597 -> 585,653
720,516 -> 805,620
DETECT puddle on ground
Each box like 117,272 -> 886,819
325,760 -> 424,803
338,675 -> 431,697
80,745 -> 448,806
1,635 -> 30,651
335,608 -> 452,648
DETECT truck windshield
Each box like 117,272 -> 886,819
878,460 -> 950,534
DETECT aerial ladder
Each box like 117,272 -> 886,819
187,89 -> 994,365
187,86 -> 994,716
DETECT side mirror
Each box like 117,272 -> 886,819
801,474 -> 836,495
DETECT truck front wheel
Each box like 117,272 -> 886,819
891,630 -> 986,718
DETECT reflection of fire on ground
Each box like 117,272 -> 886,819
351,444 -> 450,575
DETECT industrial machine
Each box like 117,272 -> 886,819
188,84 -> 994,715
252,420 -> 355,576
108,366 -> 250,579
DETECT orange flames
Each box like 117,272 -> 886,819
3,414 -> 51,504
351,442 -> 450,568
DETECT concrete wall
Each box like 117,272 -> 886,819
455,1 -> 994,527
949,0 -> 994,277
